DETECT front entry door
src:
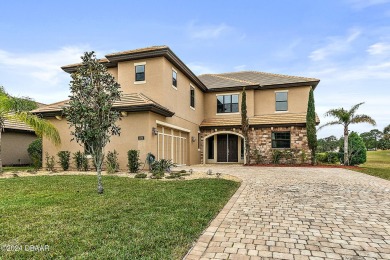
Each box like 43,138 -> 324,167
217,134 -> 238,162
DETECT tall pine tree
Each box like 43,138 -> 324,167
306,87 -> 317,165
241,87 -> 250,164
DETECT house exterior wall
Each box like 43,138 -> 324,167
199,126 -> 311,165
254,86 -> 311,115
2,131 -> 37,166
41,52 -> 317,168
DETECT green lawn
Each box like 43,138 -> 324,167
2,166 -> 34,172
355,150 -> 390,180
0,176 -> 240,259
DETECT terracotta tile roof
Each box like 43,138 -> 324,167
31,93 -> 173,116
61,58 -> 111,70
3,117 -> 34,132
105,46 -> 168,57
200,113 -> 320,127
198,71 -> 320,89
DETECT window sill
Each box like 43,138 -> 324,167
216,112 -> 240,115
275,110 -> 289,113
134,81 -> 146,85
190,106 -> 195,111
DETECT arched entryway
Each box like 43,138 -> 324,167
203,131 -> 246,164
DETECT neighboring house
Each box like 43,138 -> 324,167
2,119 -> 37,166
32,46 -> 319,168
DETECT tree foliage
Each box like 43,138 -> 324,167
306,87 -> 317,165
339,132 -> 367,166
0,86 -> 60,172
241,87 -> 250,164
27,138 -> 42,170
360,129 -> 382,150
319,102 -> 376,165
64,51 -> 121,194
317,135 -> 339,152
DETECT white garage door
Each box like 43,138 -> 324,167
157,125 -> 188,165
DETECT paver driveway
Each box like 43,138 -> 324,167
181,166 -> 390,260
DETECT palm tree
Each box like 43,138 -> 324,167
0,87 -> 61,172
319,102 -> 376,165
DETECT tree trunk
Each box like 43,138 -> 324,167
0,130 -> 3,173
311,149 -> 316,165
245,136 -> 250,165
96,151 -> 104,194
344,126 -> 349,166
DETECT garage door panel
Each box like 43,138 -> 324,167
157,125 -> 188,165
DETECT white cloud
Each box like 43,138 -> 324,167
187,21 -> 232,40
233,65 -> 246,71
347,0 -> 390,9
367,42 -> 390,55
0,46 -> 94,103
187,62 -> 218,75
309,29 -> 361,61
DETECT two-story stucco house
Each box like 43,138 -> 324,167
32,46 -> 319,168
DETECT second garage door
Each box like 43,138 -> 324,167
157,125 -> 188,165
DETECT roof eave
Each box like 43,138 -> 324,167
33,104 -> 174,118
106,47 -> 208,92
260,80 -> 320,90
62,61 -> 117,73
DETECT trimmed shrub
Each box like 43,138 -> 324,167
128,150 -> 141,173
271,150 -> 282,164
73,151 -> 89,171
106,150 -> 119,174
251,149 -> 264,164
134,173 -> 147,179
45,152 -> 55,172
57,151 -> 71,171
151,159 -> 176,174
316,152 -> 340,164
27,138 -> 42,170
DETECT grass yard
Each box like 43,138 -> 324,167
355,150 -> 390,180
0,175 -> 240,259
2,166 -> 34,172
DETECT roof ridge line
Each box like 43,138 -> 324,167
248,70 -> 320,81
209,74 -> 257,85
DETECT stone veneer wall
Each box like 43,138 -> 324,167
200,126 -> 311,164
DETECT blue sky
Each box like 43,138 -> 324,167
1,0 -> 389,138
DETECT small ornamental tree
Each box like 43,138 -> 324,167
319,102 -> 376,165
65,52 -> 121,194
306,87 -> 317,165
339,132 -> 367,165
241,87 -> 250,164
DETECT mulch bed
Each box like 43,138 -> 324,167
245,164 -> 360,169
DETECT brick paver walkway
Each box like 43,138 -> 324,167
181,166 -> 390,260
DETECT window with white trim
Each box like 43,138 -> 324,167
172,70 -> 177,88
135,65 -> 145,82
190,86 -> 195,108
275,92 -> 288,111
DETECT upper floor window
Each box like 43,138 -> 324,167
272,132 -> 291,148
172,70 -> 177,88
275,91 -> 288,111
135,65 -> 145,82
190,86 -> 195,108
217,94 -> 239,113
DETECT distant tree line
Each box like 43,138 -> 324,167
318,124 -> 390,153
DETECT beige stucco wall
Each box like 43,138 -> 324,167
254,86 -> 311,115
203,86 -> 311,120
2,131 -> 37,165
43,112 -> 153,170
